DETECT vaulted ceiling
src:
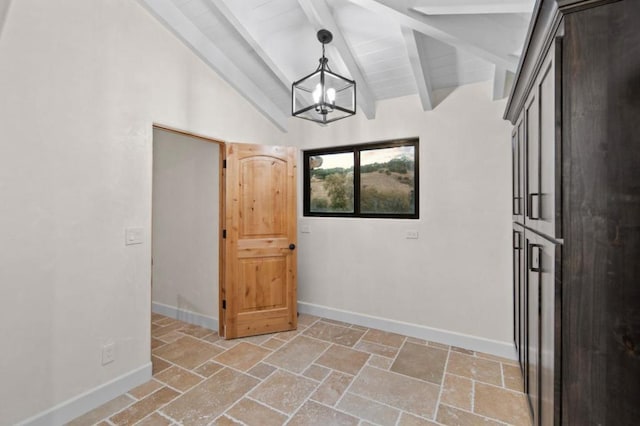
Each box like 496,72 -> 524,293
140,0 -> 534,131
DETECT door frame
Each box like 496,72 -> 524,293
151,124 -> 226,336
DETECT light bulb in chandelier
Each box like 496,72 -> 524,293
312,83 -> 322,104
327,88 -> 336,104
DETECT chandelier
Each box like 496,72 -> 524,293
291,29 -> 356,124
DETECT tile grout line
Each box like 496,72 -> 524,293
106,385 -> 183,426
471,379 -> 476,413
245,394 -> 295,418
440,403 -> 512,426
432,345 -> 452,423
154,408 -> 180,425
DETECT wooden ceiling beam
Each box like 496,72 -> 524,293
298,0 -> 377,119
207,0 -> 292,90
347,0 -> 520,72
0,0 -> 11,39
492,65 -> 509,100
402,28 -> 435,110
139,0 -> 289,132
411,0 -> 535,15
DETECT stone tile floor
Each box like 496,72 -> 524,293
68,314 -> 531,426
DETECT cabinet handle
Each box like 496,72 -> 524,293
513,197 -> 522,215
528,193 -> 541,220
513,231 -> 522,250
529,244 -> 542,272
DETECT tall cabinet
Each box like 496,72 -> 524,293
505,0 -> 640,424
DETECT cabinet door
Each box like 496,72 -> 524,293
512,114 -> 525,224
525,88 -> 540,227
513,225 -> 526,373
537,39 -> 563,238
525,233 -> 540,423
527,232 -> 562,426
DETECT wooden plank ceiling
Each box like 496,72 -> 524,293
139,0 -> 534,131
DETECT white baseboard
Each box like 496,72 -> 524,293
152,301 -> 218,331
17,362 -> 151,426
298,301 -> 516,360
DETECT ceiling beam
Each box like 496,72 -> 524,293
346,0 -> 519,72
207,0 -> 291,90
411,1 -> 535,15
492,65 -> 508,100
139,0 -> 289,132
0,0 -> 12,40
298,0 -> 376,119
401,28 -> 434,111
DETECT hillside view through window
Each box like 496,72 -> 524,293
304,139 -> 418,218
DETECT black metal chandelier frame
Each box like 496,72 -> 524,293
291,29 -> 356,124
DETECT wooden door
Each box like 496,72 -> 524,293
222,143 -> 297,339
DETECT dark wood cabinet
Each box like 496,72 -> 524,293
506,0 -> 640,424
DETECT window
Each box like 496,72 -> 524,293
303,138 -> 419,218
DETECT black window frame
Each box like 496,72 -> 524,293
303,138 -> 419,219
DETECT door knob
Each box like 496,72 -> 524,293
289,243 -> 296,250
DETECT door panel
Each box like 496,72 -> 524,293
526,234 -> 540,423
525,91 -> 540,224
512,128 -> 520,219
526,231 -> 562,425
238,257 -> 286,312
223,143 -> 297,339
513,114 -> 525,224
536,233 -> 562,426
513,225 -> 526,377
537,38 -> 562,239
239,157 -> 287,236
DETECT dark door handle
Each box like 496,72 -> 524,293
513,230 -> 522,250
528,193 -> 541,220
513,196 -> 522,216
289,243 -> 296,250
529,244 -> 542,272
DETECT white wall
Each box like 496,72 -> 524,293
284,83 -> 513,350
0,0 -> 283,424
152,129 -> 219,326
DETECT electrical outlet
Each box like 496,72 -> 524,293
406,230 -> 419,239
125,227 -> 143,245
102,342 -> 115,365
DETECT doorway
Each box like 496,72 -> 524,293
151,127 -> 298,342
151,125 -> 224,333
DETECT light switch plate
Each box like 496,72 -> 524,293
406,230 -> 419,239
300,225 -> 311,234
125,227 -> 143,245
